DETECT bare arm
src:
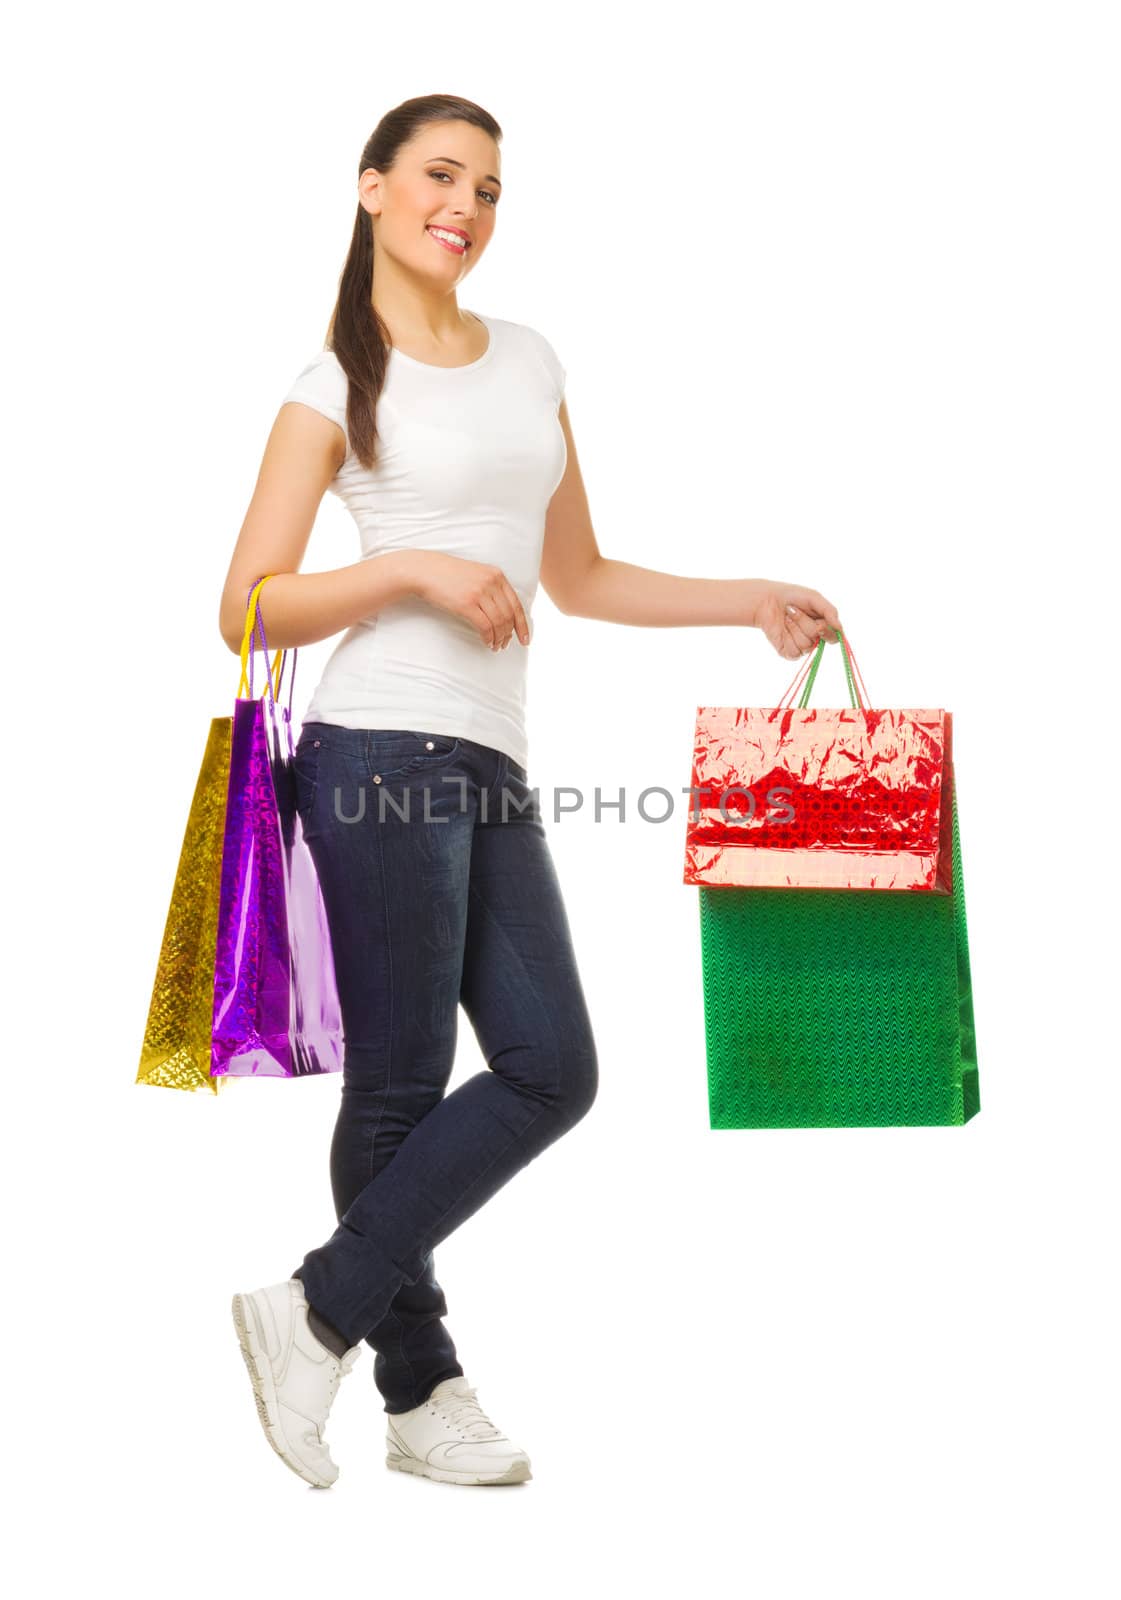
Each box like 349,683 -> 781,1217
217,401 -> 427,653
539,400 -> 843,658
555,557 -> 765,628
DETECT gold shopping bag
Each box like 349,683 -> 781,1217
135,717 -> 234,1094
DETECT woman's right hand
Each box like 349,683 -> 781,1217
749,578 -> 843,661
410,552 -> 530,651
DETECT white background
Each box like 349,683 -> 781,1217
5,2 -> 1119,1594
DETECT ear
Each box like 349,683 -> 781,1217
358,167 -> 383,217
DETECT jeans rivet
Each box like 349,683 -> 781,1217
373,774 -> 382,784
425,741 -> 434,750
313,739 -> 320,748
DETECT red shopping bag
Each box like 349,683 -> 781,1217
684,631 -> 953,893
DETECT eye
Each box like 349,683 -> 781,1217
429,169 -> 498,206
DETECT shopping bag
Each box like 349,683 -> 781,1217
211,577 -> 344,1079
684,631 -> 979,1128
135,716 -> 234,1095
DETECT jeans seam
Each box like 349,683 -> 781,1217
485,751 -> 510,819
369,783 -> 417,1400
295,747 -> 320,814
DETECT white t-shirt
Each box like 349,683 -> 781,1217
281,311 -> 567,771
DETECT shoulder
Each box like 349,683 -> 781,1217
488,316 -> 565,403
281,347 -> 348,428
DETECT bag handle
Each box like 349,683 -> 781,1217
776,627 -> 872,711
237,577 -> 298,733
238,576 -> 280,702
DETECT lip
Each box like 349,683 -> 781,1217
426,225 -> 472,251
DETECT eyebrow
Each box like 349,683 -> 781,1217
425,156 -> 502,190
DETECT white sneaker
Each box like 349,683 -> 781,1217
231,1278 -> 361,1488
386,1375 -> 533,1485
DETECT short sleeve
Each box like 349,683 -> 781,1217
282,350 -> 349,437
522,324 -> 566,406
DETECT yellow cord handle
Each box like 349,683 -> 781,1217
238,575 -> 283,700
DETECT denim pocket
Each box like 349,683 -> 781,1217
365,730 -> 461,781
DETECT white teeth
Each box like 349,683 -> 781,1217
428,227 -> 468,247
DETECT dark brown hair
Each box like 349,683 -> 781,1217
325,94 -> 502,470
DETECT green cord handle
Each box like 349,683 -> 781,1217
781,627 -> 869,710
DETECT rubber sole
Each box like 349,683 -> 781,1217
231,1292 -> 335,1490
386,1451 -> 531,1486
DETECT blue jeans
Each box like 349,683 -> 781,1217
288,723 -> 598,1414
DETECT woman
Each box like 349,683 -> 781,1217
222,94 -> 843,1493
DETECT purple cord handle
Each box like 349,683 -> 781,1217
245,577 -> 298,756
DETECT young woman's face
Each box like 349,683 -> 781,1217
362,120 -> 501,284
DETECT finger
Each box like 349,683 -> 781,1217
493,591 -> 517,650
482,589 -> 516,651
761,597 -> 800,659
501,579 -> 530,646
787,620 -> 818,653
789,592 -> 843,637
470,607 -> 497,647
767,624 -> 801,659
814,612 -> 842,641
806,592 -> 843,635
784,606 -> 822,654
488,594 -> 515,649
472,595 -> 501,648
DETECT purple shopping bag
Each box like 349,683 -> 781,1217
211,577 -> 343,1078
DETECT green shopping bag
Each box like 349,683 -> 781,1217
685,632 -> 979,1128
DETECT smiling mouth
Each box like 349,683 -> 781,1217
426,226 -> 471,253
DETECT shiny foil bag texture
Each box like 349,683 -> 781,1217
683,636 -> 952,893
210,584 -> 344,1079
684,632 -> 979,1126
136,717 -> 234,1095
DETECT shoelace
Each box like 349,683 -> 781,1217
428,1385 -> 503,1441
303,1347 -> 360,1447
322,1347 -> 360,1404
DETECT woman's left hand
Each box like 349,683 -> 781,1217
750,579 -> 843,661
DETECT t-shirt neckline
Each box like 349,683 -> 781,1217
389,311 -> 493,373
